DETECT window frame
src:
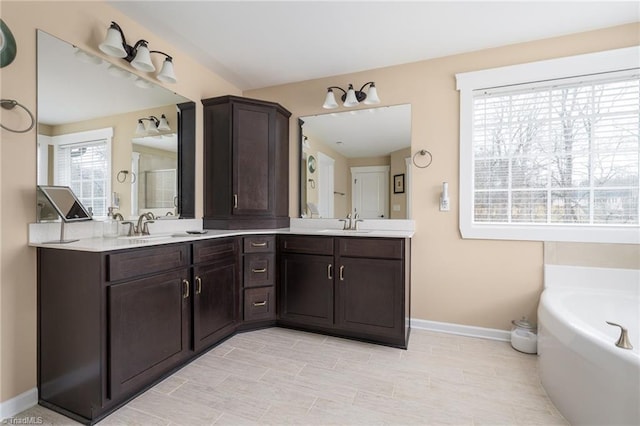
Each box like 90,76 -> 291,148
456,46 -> 640,244
51,127 -> 113,219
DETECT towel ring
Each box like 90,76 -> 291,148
117,170 -> 136,184
412,149 -> 433,169
1,99 -> 35,133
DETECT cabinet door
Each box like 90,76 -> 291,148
108,269 -> 190,399
335,257 -> 404,340
232,102 -> 275,216
193,256 -> 239,351
279,253 -> 334,327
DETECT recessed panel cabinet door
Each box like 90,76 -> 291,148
279,253 -> 334,327
232,103 -> 274,216
108,270 -> 189,399
193,257 -> 239,351
335,257 -> 404,339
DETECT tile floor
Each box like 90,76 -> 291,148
12,327 -> 567,425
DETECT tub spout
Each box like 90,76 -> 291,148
606,321 -> 633,350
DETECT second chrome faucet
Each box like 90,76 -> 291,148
340,213 -> 364,230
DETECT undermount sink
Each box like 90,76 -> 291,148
117,233 -> 178,243
317,229 -> 372,234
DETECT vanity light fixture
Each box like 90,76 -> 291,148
135,115 -> 171,136
99,21 -> 177,83
322,82 -> 380,109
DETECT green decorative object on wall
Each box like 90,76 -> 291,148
0,19 -> 17,68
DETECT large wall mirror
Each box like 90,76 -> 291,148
36,30 -> 195,221
299,104 -> 412,219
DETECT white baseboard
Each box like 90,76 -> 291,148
0,388 -> 38,421
411,318 -> 511,342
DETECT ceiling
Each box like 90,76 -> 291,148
108,1 -> 639,91
302,104 -> 411,158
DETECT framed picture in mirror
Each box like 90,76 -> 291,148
394,174 -> 405,194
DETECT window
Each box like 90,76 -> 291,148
53,128 -> 112,218
457,47 -> 639,243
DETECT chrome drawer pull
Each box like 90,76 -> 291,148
182,279 -> 190,298
233,194 -> 238,209
253,301 -> 267,307
327,264 -> 333,279
339,265 -> 345,281
195,276 -> 202,295
252,268 -> 267,273
251,242 -> 267,247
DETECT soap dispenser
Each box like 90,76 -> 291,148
103,207 -> 119,238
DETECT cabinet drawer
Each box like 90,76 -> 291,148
108,245 -> 189,282
244,287 -> 275,321
279,235 -> 333,255
244,253 -> 275,288
338,237 -> 404,260
193,238 -> 237,264
243,235 -> 275,253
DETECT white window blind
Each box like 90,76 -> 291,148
472,73 -> 639,227
456,47 -> 640,243
55,138 -> 110,217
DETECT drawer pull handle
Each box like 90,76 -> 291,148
251,242 -> 268,247
233,194 -> 238,209
195,276 -> 202,295
253,301 -> 267,307
327,264 -> 333,279
339,265 -> 345,281
252,268 -> 267,273
182,279 -> 190,298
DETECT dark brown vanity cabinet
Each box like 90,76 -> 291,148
192,238 -> 240,351
38,240 -> 240,424
202,95 -> 291,229
279,236 -> 335,327
242,235 -> 277,323
278,235 -> 410,348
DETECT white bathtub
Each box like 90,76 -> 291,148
539,265 -> 640,426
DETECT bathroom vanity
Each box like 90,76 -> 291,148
35,228 -> 411,424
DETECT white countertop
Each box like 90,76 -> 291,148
29,219 -> 414,252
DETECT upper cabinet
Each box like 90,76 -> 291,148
202,96 -> 291,229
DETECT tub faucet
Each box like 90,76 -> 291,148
606,321 -> 633,350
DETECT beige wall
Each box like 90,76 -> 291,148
246,22 -> 640,332
0,1 -> 241,403
390,147 -> 411,219
1,0 -> 638,406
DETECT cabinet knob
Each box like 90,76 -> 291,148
253,301 -> 267,307
251,241 -> 268,247
339,265 -> 345,281
233,194 -> 238,209
182,279 -> 190,298
327,264 -> 333,279
251,268 -> 267,273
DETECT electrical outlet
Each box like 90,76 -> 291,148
440,196 -> 450,212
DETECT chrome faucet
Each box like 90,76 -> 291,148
339,213 -> 353,230
339,213 -> 364,230
606,321 -> 633,350
112,212 -> 125,221
136,212 -> 155,235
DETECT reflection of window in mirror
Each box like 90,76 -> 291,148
37,128 -> 112,217
132,138 -> 178,217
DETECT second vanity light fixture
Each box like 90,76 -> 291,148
322,82 -> 380,109
99,21 -> 177,84
135,115 -> 171,136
